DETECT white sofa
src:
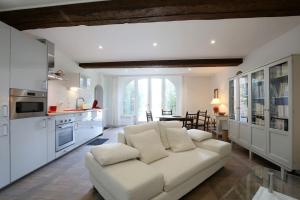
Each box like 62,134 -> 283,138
85,121 -> 231,200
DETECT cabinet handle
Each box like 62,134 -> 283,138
4,124 -> 8,136
0,124 -> 9,137
42,119 -> 47,128
42,80 -> 48,90
1,105 -> 8,117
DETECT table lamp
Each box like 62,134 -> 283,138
211,98 -> 221,114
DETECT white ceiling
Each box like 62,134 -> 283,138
0,0 -> 104,11
27,17 -> 300,65
2,1 -> 300,76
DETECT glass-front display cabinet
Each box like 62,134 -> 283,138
239,75 -> 249,123
229,79 -> 238,120
269,62 -> 289,132
251,70 -> 265,126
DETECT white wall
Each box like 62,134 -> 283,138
182,76 -> 213,114
212,24 -> 300,113
48,48 -> 101,109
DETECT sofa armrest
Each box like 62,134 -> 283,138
118,132 -> 126,144
194,139 -> 231,158
85,152 -> 164,200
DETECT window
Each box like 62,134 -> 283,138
122,80 -> 135,116
121,76 -> 181,124
165,79 -> 177,112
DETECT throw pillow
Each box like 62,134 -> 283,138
91,143 -> 139,166
129,129 -> 169,164
124,122 -> 160,147
166,127 -> 196,152
187,129 -> 212,142
158,121 -> 182,149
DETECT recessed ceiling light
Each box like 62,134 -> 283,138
188,68 -> 192,71
153,42 -> 158,47
210,40 -> 216,44
98,45 -> 103,49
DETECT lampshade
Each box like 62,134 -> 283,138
211,98 -> 221,105
219,104 -> 227,112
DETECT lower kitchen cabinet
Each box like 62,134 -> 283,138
74,110 -> 103,146
238,123 -> 251,148
10,117 -> 48,181
47,117 -> 56,162
228,120 -> 239,141
0,122 -> 10,188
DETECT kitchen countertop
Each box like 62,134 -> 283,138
47,109 -> 102,116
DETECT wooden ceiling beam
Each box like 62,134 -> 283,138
79,58 -> 243,68
1,0 -> 300,30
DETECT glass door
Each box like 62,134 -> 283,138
151,78 -> 163,118
229,79 -> 237,120
137,79 -> 149,122
239,75 -> 249,123
251,70 -> 265,126
269,62 -> 289,131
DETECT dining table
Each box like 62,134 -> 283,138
158,115 -> 188,122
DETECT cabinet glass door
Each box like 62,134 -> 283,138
239,75 -> 249,123
229,79 -> 237,120
269,62 -> 289,131
251,70 -> 265,126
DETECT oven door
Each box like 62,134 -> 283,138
55,123 -> 75,152
10,96 -> 47,120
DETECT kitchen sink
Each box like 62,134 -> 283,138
63,109 -> 90,112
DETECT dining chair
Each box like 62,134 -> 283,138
198,110 -> 208,130
162,109 -> 172,116
206,116 -> 217,133
184,111 -> 200,130
146,111 -> 153,122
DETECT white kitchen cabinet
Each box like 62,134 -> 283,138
47,117 -> 56,162
10,117 -> 48,181
74,110 -> 103,146
228,77 -> 239,141
237,74 -> 251,147
67,73 -> 91,89
228,120 -> 239,141
10,28 -> 48,92
229,55 -> 300,171
250,68 -> 267,156
0,22 -> 11,189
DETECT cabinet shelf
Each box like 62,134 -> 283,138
271,116 -> 288,120
270,74 -> 288,81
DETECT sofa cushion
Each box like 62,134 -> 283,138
188,129 -> 212,142
166,127 -> 196,152
194,139 -> 231,158
124,122 -> 160,147
90,143 -> 139,166
158,121 -> 182,149
86,154 -> 164,200
129,129 -> 169,164
150,148 -> 220,192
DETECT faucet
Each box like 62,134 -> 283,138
76,97 -> 85,109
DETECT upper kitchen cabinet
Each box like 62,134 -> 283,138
10,28 -> 48,92
67,73 -> 91,89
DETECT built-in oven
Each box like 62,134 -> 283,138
55,117 -> 75,152
10,88 -> 47,120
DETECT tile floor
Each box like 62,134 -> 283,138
0,128 -> 284,200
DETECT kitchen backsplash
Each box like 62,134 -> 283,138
48,79 -> 94,110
